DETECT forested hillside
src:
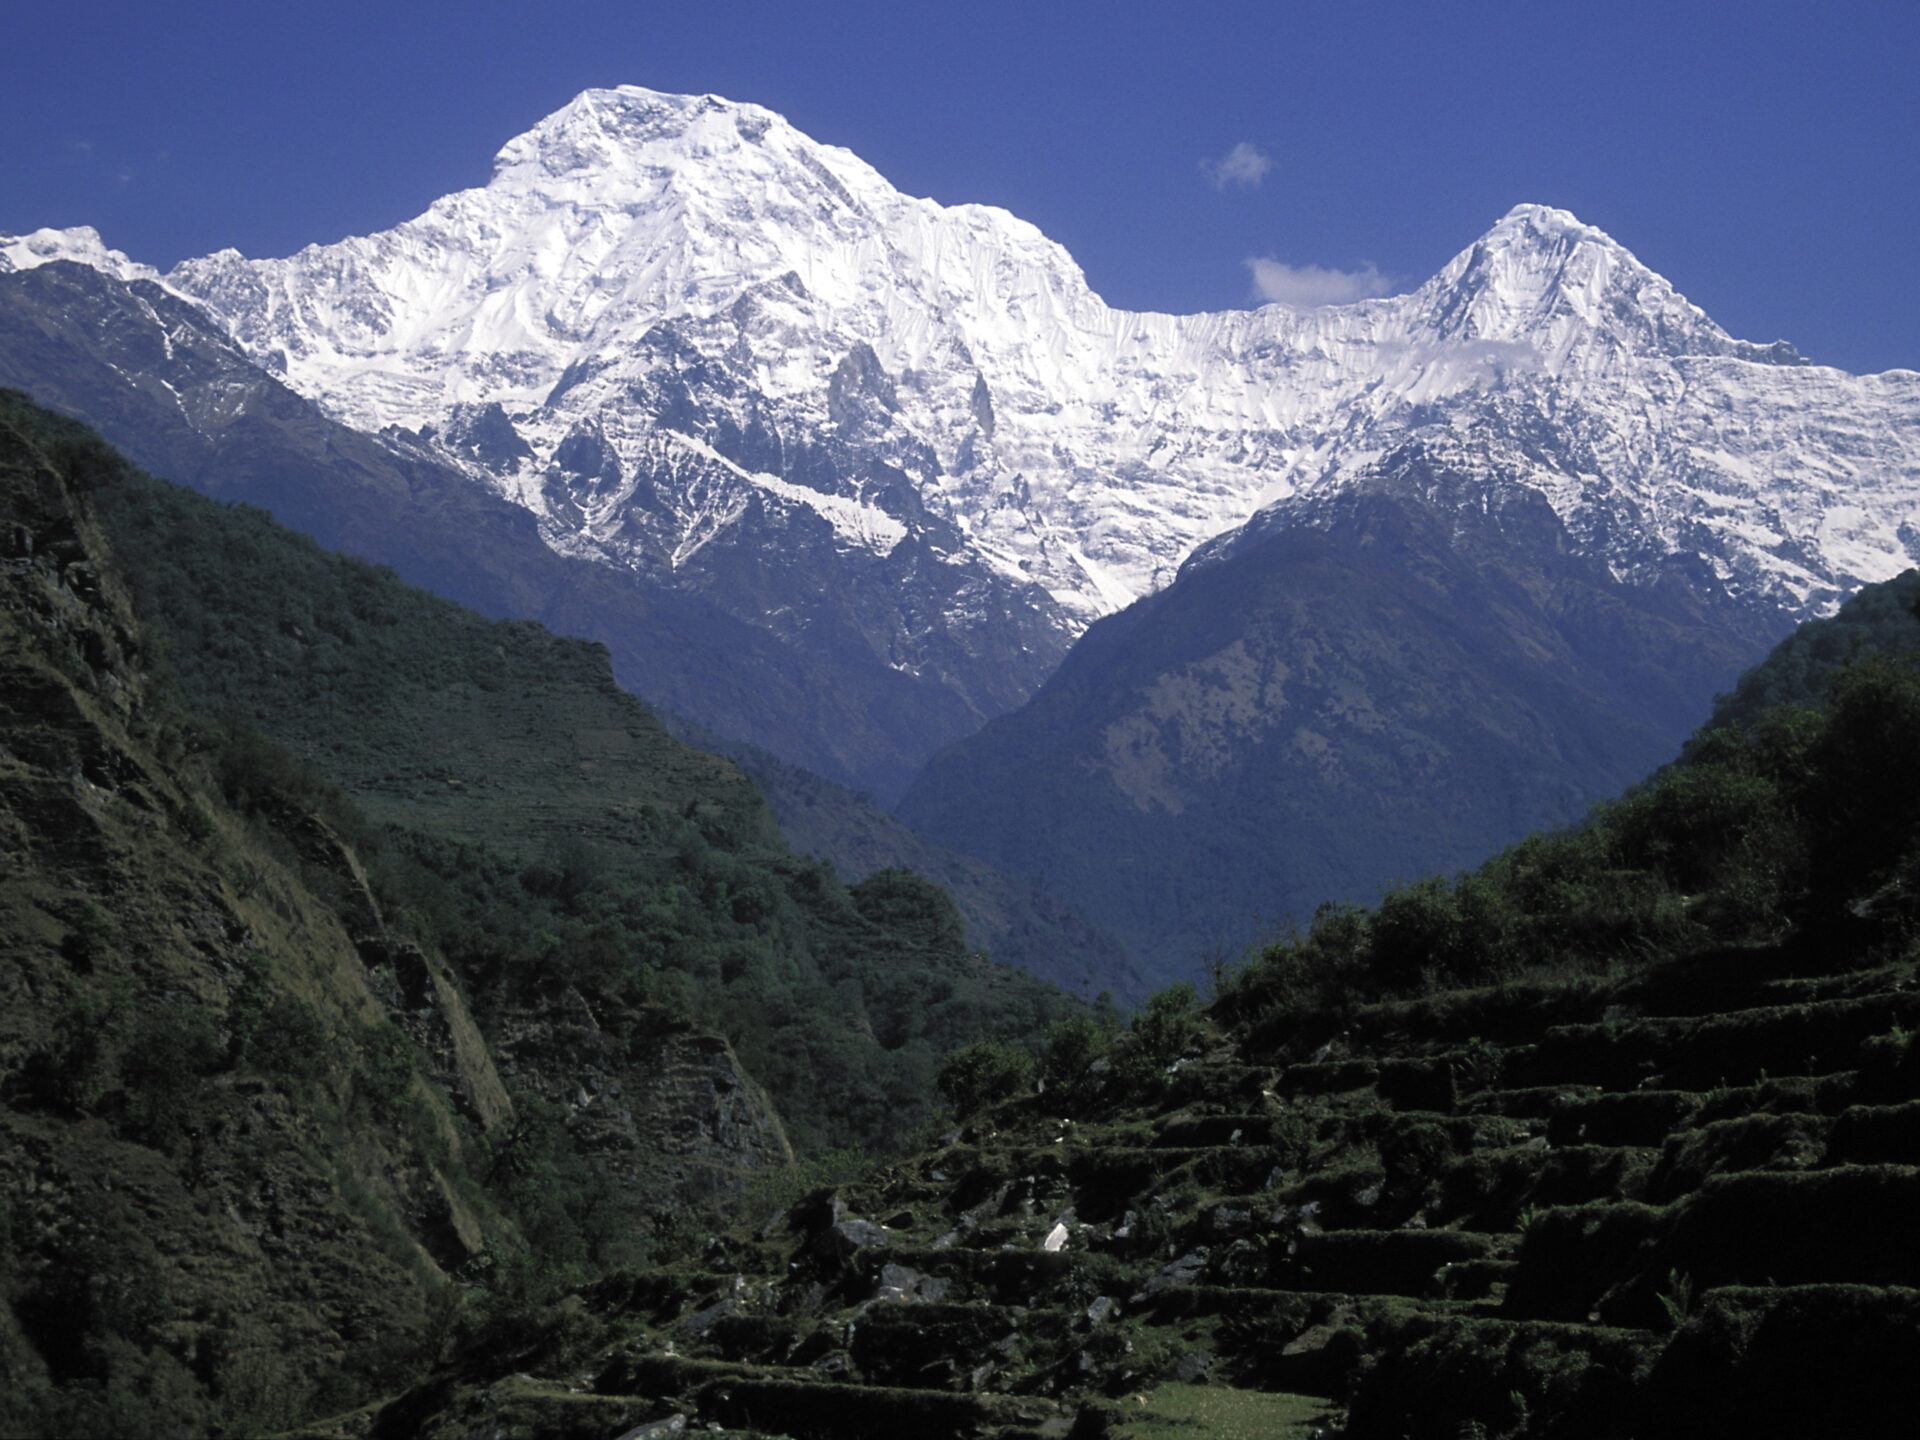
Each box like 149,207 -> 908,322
3,396 -> 525,1435
662,713 -> 1146,1006
19,391 -> 1082,1156
0,394 -> 1081,1436
351,569 -> 1920,1439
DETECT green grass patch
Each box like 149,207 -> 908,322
1120,1383 -> 1336,1439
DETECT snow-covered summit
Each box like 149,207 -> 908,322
137,87 -> 1920,637
165,85 -> 1088,428
0,226 -> 159,283
1403,203 -> 1802,369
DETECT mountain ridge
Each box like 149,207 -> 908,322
8,83 -> 1918,968
11,88 -> 1918,665
899,437 -> 1787,981
0,259 -> 997,800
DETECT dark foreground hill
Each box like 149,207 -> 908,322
335,573 -> 1920,1439
1,396 -> 543,1433
0,396 -> 1082,1435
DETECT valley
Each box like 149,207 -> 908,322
4,75 -> 1920,1440
7,88 -> 1920,985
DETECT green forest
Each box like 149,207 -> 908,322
24,393 -> 1087,1157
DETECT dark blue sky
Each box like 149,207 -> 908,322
8,1 -> 1917,374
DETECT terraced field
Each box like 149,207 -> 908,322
318,938 -> 1920,1439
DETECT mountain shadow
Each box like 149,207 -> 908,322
899,443 -> 1789,984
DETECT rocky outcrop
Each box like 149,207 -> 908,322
269,800 -> 515,1135
491,987 -> 792,1217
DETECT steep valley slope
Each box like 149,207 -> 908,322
0,260 -> 1131,1002
291,569 -> 1920,1440
900,442 -> 1786,983
0,396 -> 1081,1435
2,399 -> 530,1432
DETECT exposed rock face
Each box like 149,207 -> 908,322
491,988 -> 792,1216
265,801 -> 516,1134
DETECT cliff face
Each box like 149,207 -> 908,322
491,988 -> 793,1218
0,405 -> 795,1434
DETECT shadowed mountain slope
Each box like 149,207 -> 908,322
1,390 -> 1096,1433
900,444 -> 1788,984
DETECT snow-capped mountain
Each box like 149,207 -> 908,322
1,226 -> 159,284
8,85 -> 1919,798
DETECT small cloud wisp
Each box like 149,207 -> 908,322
1245,257 -> 1393,307
1201,141 -> 1272,190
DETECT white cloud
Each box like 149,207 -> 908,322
1245,257 -> 1393,307
1201,141 -> 1272,190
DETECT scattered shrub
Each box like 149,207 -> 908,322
936,1040 -> 1035,1117
119,1001 -> 224,1150
354,1020 -> 417,1115
1112,982 -> 1200,1090
25,977 -> 136,1113
1042,1014 -> 1109,1088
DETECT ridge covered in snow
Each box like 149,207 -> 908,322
1,226 -> 160,284
18,87 -> 1920,655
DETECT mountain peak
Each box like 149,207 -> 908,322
0,226 -> 158,283
136,94 -> 1916,650
491,86 -> 790,187
1489,202 -> 1611,242
1413,201 -> 1729,359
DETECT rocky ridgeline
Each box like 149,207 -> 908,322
325,939 -> 1920,1440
